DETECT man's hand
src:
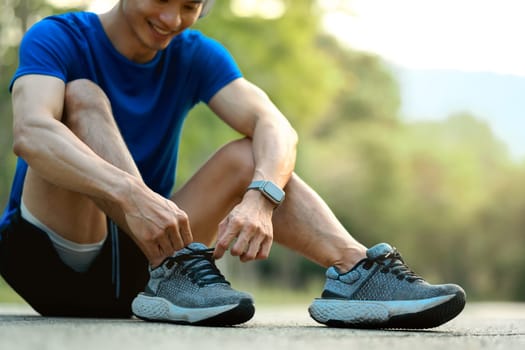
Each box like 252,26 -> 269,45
213,191 -> 274,262
123,181 -> 193,267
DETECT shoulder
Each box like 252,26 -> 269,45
25,11 -> 96,35
21,11 -> 98,49
165,30 -> 241,104
13,12 -> 98,89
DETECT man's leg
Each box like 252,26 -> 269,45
173,138 -> 366,272
129,136 -> 365,325
173,138 -> 465,329
273,174 -> 367,271
22,79 -> 142,245
6,79 -> 149,316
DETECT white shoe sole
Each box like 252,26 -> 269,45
132,293 -> 253,325
309,293 -> 460,328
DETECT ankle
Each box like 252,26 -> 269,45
332,245 -> 367,274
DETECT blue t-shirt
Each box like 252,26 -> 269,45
0,12 -> 242,230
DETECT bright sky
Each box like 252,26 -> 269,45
319,0 -> 524,159
321,0 -> 525,77
86,0 -> 117,12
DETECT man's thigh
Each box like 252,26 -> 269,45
0,210 -> 148,317
22,168 -> 107,245
173,138 -> 254,245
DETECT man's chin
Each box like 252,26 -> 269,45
149,33 -> 181,50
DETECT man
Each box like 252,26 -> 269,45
0,0 -> 465,328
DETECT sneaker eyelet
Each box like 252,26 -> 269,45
363,261 -> 374,270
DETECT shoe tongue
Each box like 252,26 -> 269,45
174,242 -> 209,257
171,242 -> 225,285
366,243 -> 394,260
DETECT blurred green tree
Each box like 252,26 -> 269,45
177,0 -> 343,185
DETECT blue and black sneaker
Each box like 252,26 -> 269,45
132,243 -> 254,326
309,243 -> 466,329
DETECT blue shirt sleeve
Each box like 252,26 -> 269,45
193,35 -> 242,104
9,16 -> 80,91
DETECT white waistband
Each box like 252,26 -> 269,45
20,200 -> 105,272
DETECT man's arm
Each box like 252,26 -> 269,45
13,76 -> 128,201
12,75 -> 192,266
208,78 -> 298,261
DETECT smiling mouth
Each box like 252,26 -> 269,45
149,22 -> 172,36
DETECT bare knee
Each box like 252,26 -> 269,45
64,79 -> 111,112
217,138 -> 255,185
63,79 -> 114,132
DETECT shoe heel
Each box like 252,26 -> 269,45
309,299 -> 389,326
132,293 -> 170,321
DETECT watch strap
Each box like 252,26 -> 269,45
246,180 -> 285,206
247,180 -> 267,190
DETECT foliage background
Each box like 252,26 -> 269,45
1,0 -> 524,301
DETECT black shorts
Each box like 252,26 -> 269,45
0,209 -> 148,318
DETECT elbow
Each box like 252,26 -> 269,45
286,125 -> 299,171
290,126 -> 299,149
12,123 -> 38,160
13,131 -> 30,159
284,121 -> 299,152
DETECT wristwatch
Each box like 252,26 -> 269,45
246,180 -> 285,206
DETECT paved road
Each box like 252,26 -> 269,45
1,302 -> 524,349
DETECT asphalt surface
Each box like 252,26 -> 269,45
1,302 -> 524,349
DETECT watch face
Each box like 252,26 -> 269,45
263,181 -> 285,203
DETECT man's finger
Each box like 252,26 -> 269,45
140,241 -> 164,268
156,233 -> 175,257
231,229 -> 252,256
179,221 -> 193,247
166,199 -> 192,247
255,238 -> 272,260
214,216 -> 237,259
168,225 -> 185,251
214,230 -> 239,259
241,235 -> 264,262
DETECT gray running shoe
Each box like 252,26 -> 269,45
132,243 -> 254,326
309,243 -> 466,329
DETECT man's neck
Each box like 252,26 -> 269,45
98,5 -> 158,64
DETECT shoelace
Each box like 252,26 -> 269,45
164,247 -> 229,287
363,248 -> 423,283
